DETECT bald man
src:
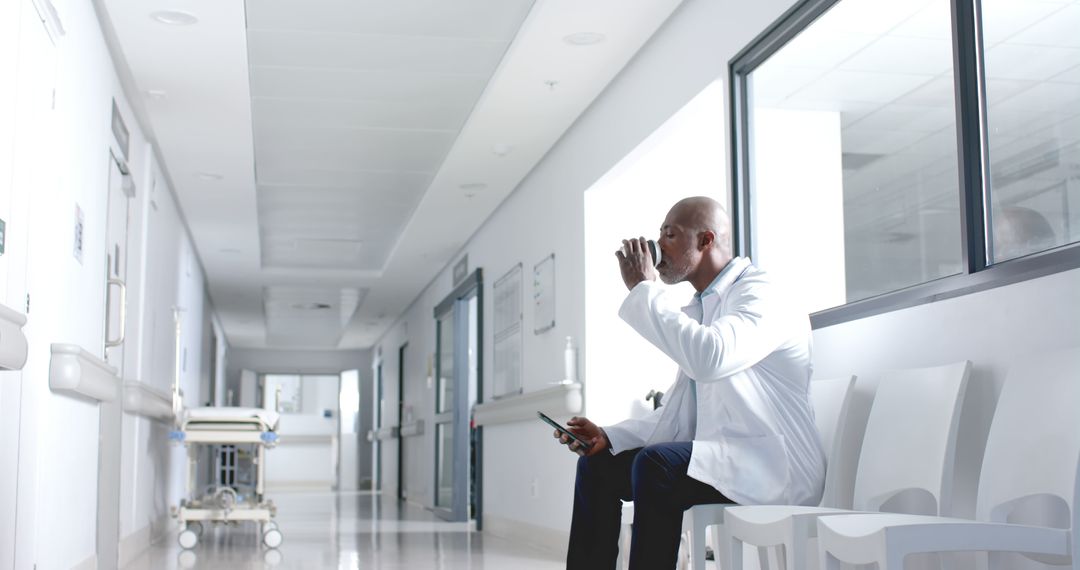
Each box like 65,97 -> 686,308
556,197 -> 825,569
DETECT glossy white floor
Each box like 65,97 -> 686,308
122,491 -> 565,570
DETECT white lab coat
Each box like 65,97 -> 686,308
604,257 -> 825,506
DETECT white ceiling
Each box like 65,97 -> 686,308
96,0 -> 684,349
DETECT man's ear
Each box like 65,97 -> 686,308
698,230 -> 715,250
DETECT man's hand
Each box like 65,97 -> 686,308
553,416 -> 610,457
615,237 -> 658,291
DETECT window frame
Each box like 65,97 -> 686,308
729,0 -> 1080,329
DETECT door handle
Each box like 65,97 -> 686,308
105,278 -> 127,348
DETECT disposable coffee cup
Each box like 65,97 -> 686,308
646,239 -> 662,268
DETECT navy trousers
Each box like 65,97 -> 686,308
566,442 -> 733,570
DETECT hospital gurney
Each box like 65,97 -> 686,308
169,407 -> 283,549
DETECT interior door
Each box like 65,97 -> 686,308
397,343 -> 406,500
373,360 -> 383,492
97,152 -> 131,569
433,271 -> 481,522
3,1 -> 56,565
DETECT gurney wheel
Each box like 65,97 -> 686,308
178,528 -> 199,549
263,528 -> 283,548
188,521 -> 204,536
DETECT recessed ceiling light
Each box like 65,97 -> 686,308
146,89 -> 168,100
492,143 -> 512,157
197,172 -> 223,181
563,32 -> 606,46
150,10 -> 198,25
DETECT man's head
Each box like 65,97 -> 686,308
656,196 -> 733,290
993,206 -> 1056,261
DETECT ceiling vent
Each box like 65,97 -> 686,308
263,286 -> 366,347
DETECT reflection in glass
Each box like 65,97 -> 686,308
982,0 -> 1080,263
437,312 -> 454,414
436,423 -> 453,509
748,0 -> 962,311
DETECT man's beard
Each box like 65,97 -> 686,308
657,257 -> 691,285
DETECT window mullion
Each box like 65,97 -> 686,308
950,0 -> 992,274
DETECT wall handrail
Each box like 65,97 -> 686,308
400,420 -> 425,437
0,302 -> 29,371
49,343 -> 120,402
123,381 -> 174,421
473,382 -> 583,427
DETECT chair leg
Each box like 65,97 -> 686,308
617,523 -> 631,570
754,546 -> 770,570
689,522 -> 707,570
711,524 -> 727,570
730,536 -> 744,570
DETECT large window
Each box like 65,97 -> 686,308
734,0 -> 1080,323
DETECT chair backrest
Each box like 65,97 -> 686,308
977,346 -> 1080,532
809,375 -> 857,507
853,360 -> 971,516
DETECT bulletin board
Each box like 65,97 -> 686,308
493,264 -> 523,398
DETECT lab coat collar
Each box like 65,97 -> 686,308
697,256 -> 751,300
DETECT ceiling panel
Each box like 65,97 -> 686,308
765,25 -> 877,70
258,181 -> 427,270
812,0 -> 928,36
892,74 -> 955,106
980,0 -> 1065,46
984,44 -> 1080,81
253,127 -> 455,172
838,36 -> 952,75
248,30 -> 509,75
246,0 -> 535,38
264,286 -> 366,346
253,96 -> 471,131
254,166 -> 433,189
889,0 -> 951,40
250,66 -> 489,102
848,104 -> 955,133
1051,64 -> 1080,84
1006,4 -> 1080,48
794,70 -> 935,104
842,127 -> 930,154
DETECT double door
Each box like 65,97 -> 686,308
433,271 -> 482,523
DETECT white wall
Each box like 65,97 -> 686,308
0,1 -> 219,567
584,80 -> 722,428
369,0 -> 803,550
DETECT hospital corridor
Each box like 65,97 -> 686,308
1,0 -> 1079,569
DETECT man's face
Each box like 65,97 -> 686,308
656,209 -> 699,285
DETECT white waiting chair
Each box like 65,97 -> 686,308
724,376 -> 857,570
817,347 -> 1080,570
726,360 -> 971,570
678,374 -> 859,569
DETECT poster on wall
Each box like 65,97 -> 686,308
533,253 -> 555,334
493,263 -> 523,399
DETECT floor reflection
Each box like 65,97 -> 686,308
123,491 -> 564,570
